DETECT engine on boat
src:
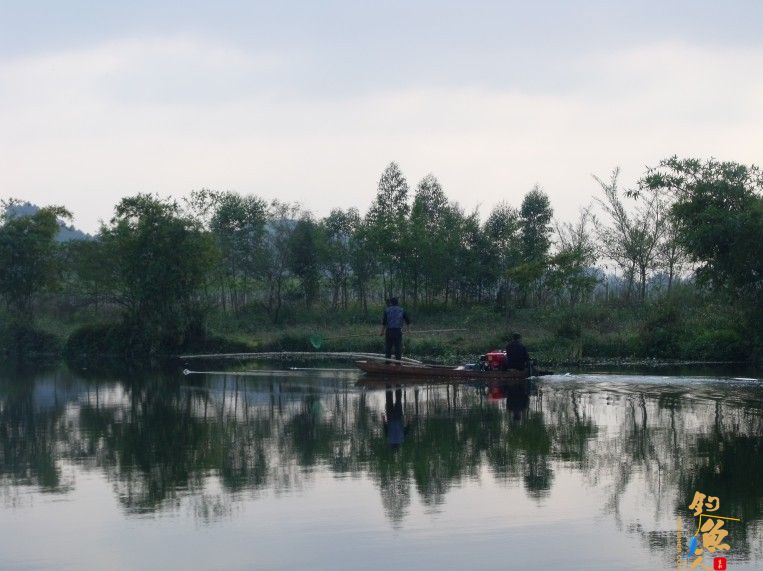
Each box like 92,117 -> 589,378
483,350 -> 507,370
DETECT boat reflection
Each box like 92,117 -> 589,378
1,364 -> 763,562
484,380 -> 531,421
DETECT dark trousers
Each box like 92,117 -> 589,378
385,328 -> 403,360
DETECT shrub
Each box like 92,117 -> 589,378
636,303 -> 685,358
65,320 -> 253,359
681,328 -> 751,361
0,322 -> 62,356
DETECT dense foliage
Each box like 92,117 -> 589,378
0,202 -> 71,317
0,157 -> 761,360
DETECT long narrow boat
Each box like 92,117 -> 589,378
355,360 -> 543,381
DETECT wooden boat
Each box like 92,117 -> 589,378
355,359 -> 546,381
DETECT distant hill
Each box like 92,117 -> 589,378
3,202 -> 92,242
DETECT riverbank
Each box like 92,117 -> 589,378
2,299 -> 756,367
202,301 -> 755,366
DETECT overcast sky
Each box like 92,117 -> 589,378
2,1 -> 762,232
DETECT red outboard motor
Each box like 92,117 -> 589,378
484,350 -> 507,370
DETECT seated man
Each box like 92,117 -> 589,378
504,333 -> 530,371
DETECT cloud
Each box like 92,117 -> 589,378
1,37 -> 762,232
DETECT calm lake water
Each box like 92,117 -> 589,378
1,363 -> 762,570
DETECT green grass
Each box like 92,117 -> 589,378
5,296 -> 756,365
204,305 -> 624,365
206,300 -> 754,365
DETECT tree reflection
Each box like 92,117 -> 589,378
676,408 -> 763,559
1,365 -> 762,563
0,365 -> 74,492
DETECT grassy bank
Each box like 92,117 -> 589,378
2,295 -> 755,367
203,298 -> 755,366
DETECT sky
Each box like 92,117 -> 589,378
2,1 -> 763,232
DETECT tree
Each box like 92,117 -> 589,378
549,208 -> 598,306
265,201 -> 301,323
287,214 -> 321,309
188,190 -> 268,314
640,155 -> 763,358
483,202 -> 521,307
514,186 -> 553,306
366,162 -> 410,298
0,201 -> 71,318
66,238 -> 113,311
443,205 -> 481,305
99,194 -> 215,353
519,185 -> 553,263
349,217 -> 375,313
641,157 -> 763,299
465,212 -> 495,303
408,174 -> 449,304
322,208 -> 358,309
657,218 -> 689,294
594,168 -> 665,303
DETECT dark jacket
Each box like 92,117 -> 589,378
505,339 -> 530,370
383,305 -> 410,329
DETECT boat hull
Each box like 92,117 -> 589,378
355,360 -> 532,381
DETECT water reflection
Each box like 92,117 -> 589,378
1,365 -> 762,566
383,389 -> 406,448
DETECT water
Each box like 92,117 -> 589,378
1,364 -> 762,570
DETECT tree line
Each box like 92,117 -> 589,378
0,156 -> 761,357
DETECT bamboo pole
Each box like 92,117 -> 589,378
177,350 -> 425,365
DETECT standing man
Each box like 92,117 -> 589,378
380,296 -> 410,361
